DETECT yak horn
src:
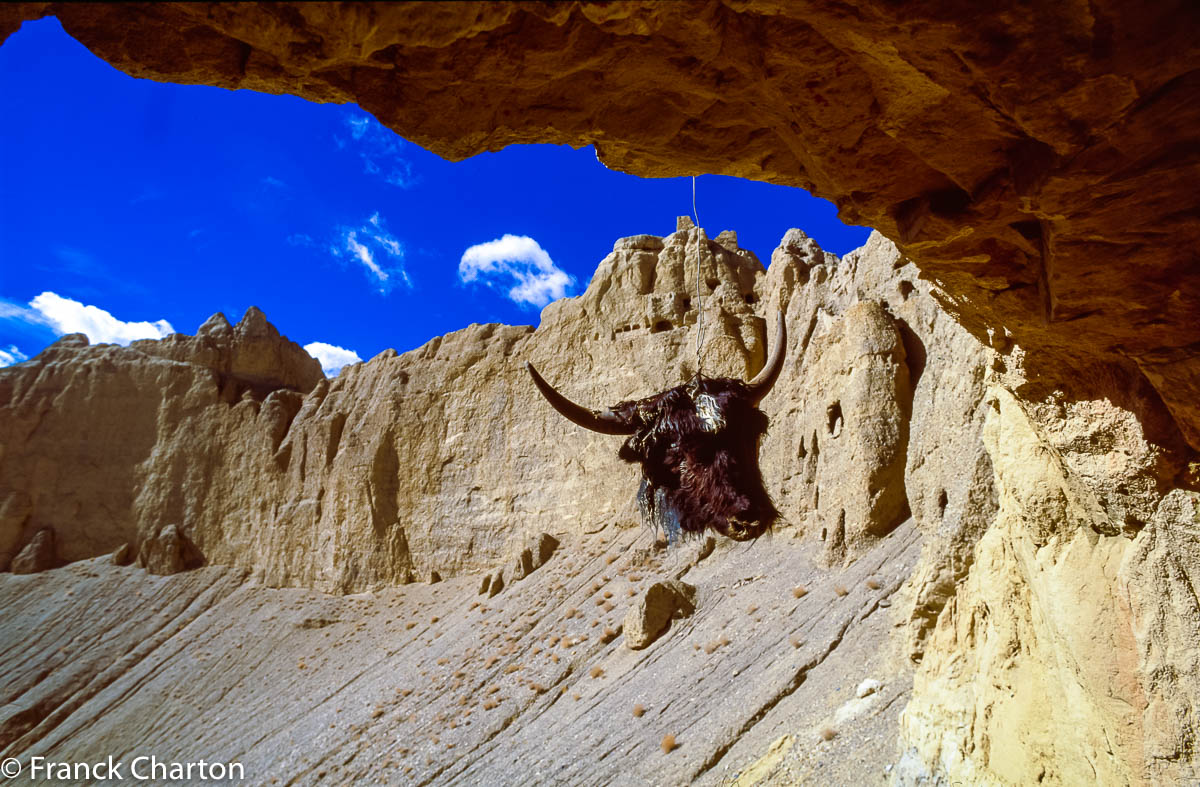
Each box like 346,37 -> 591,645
525,362 -> 636,435
746,310 -> 787,402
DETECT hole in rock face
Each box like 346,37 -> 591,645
827,403 -> 843,437
937,489 -> 948,517
928,186 -> 971,215
1123,514 -> 1145,534
899,281 -> 914,300
681,297 -> 692,311
743,293 -> 756,304
651,320 -> 672,333
1010,219 -> 1042,242
706,278 -> 719,291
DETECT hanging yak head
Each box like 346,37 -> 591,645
526,312 -> 785,543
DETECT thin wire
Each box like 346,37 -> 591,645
692,175 -> 705,374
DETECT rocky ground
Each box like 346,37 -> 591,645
2,521 -> 919,786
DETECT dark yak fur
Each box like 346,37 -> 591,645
609,374 -> 778,542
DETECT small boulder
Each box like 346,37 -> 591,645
428,570 -> 442,584
529,532 -> 559,568
856,678 -> 882,698
486,569 -> 505,598
137,524 -> 203,575
11,529 -> 56,574
624,579 -> 697,650
510,532 -> 560,582
511,549 -> 535,581
111,542 -> 134,566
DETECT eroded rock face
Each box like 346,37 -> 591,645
5,1 -> 1198,448
0,223 -> 773,592
899,390 -> 1200,787
0,223 -> 1195,782
792,300 -> 911,564
0,308 -> 319,572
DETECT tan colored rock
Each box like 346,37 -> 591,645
486,569 -> 504,598
10,528 -> 55,574
0,209 -> 1195,782
110,542 -> 133,566
4,1 -> 1196,446
509,532 -> 559,582
898,387 -> 1200,786
798,301 -> 911,563
0,309 -> 320,577
132,307 -> 322,394
137,524 -> 201,575
624,579 -> 697,649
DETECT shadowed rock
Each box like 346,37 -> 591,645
624,579 -> 697,650
11,528 -> 55,574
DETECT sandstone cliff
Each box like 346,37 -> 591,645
2,223 -> 1196,784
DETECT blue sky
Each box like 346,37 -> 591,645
0,17 -> 870,375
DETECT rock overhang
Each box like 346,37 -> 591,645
3,0 -> 1197,447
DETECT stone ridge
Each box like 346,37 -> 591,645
4,1 -> 1198,447
0,222 -> 1196,783
134,305 -> 324,393
0,307 -> 319,569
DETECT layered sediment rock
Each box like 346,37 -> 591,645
0,309 -> 320,572
0,223 -> 774,592
0,223 -> 1196,782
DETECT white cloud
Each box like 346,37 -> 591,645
331,213 -> 412,293
459,235 -> 575,308
304,342 -> 362,377
342,112 -> 417,188
0,299 -> 40,323
26,292 -> 174,345
345,231 -> 388,282
0,345 -> 28,367
347,115 -> 370,140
